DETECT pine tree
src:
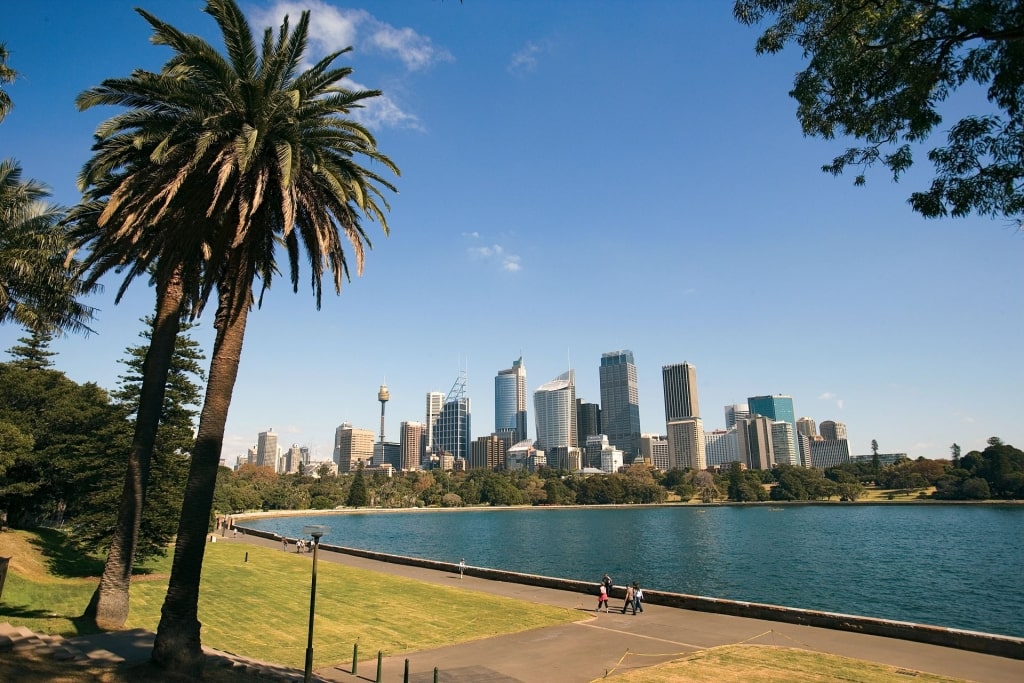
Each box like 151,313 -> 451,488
347,464 -> 369,508
6,328 -> 56,370
70,318 -> 205,562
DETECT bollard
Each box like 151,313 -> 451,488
352,643 -> 358,675
404,658 -> 409,683
376,650 -> 383,683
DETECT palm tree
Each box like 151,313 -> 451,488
76,0 -> 398,674
0,159 -> 95,334
0,42 -> 15,123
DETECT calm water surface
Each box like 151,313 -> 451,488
241,504 -> 1024,638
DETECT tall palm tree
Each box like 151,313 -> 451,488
0,42 -> 15,123
76,0 -> 398,674
0,159 -> 95,334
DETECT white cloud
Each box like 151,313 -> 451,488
247,3 -> 446,130
461,231 -> 480,238
348,83 -> 422,131
466,242 -> 521,273
252,2 -> 452,71
508,41 -> 543,74
836,399 -> 845,410
818,392 -> 836,400
369,24 -> 453,71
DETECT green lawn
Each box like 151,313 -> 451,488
607,644 -> 968,683
0,529 -> 577,670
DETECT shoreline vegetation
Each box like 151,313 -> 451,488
228,495 -> 1024,522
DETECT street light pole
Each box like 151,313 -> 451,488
302,524 -> 329,683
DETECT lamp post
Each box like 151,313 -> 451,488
302,524 -> 329,683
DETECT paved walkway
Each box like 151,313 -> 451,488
219,532 -> 1022,683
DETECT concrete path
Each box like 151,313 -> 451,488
218,532 -> 1022,683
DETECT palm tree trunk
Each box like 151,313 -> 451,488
152,259 -> 252,677
84,266 -> 184,629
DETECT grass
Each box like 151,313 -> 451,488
859,486 -> 936,501
0,529 -> 577,670
607,644 -> 969,683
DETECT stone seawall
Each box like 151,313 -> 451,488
237,525 -> 1024,660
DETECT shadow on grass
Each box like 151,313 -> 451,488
24,528 -> 158,579
27,528 -> 104,579
0,603 -> 103,636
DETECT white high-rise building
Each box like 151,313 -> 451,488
704,428 -> 740,467
640,433 -> 670,470
425,391 -> 446,452
667,417 -> 706,470
771,421 -> 799,466
534,370 -> 576,453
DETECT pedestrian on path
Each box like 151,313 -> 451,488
633,582 -> 644,614
597,583 -> 609,612
282,537 -> 288,552
459,558 -> 466,579
622,584 -> 636,614
601,573 -> 613,596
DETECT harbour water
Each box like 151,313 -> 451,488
240,503 -> 1024,638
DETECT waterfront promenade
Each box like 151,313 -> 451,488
221,533 -> 1021,683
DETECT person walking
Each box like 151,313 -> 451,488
621,583 -> 636,614
601,573 -> 613,596
282,537 -> 288,552
633,582 -> 644,614
597,583 -> 609,612
459,558 -> 466,579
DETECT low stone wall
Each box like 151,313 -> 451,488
236,526 -> 1024,660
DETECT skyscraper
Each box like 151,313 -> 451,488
534,370 -> 577,453
737,415 -> 775,470
771,421 -> 798,466
425,391 -> 445,452
256,428 -> 278,471
662,362 -> 700,421
576,399 -> 601,447
599,350 -> 641,458
724,403 -> 750,429
399,421 -> 426,471
495,356 -> 527,444
334,422 -> 375,472
433,372 -> 471,462
667,418 -> 706,470
748,394 -> 800,465
640,434 -> 670,471
470,434 -> 506,470
704,428 -> 740,467
796,417 -> 817,439
820,420 -> 848,441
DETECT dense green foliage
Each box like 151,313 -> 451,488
934,437 -> 1024,500
69,319 -> 204,562
0,361 -> 126,527
0,321 -> 203,562
735,0 -> 1024,221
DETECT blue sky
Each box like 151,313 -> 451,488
3,1 -> 1021,464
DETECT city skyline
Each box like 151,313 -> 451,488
1,2 -> 1019,464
